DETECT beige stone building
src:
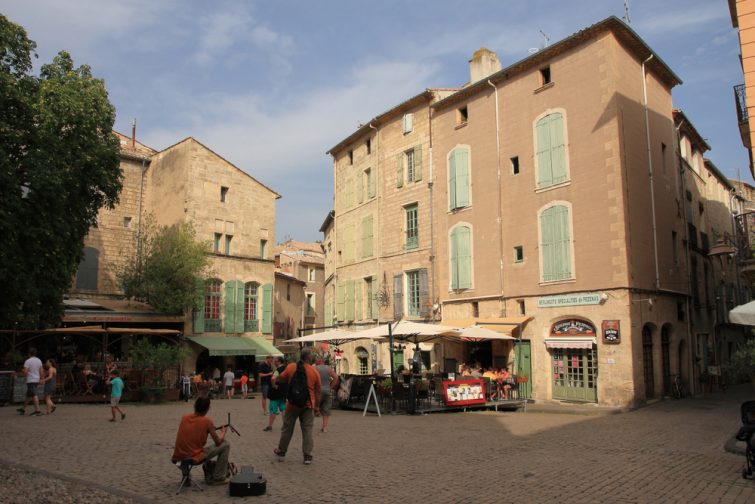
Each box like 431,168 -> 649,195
730,0 -> 755,178
324,16 -> 746,406
70,133 -> 281,374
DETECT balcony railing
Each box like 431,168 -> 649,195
734,84 -> 751,149
735,211 -> 755,262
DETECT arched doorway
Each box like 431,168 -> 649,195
642,324 -> 655,399
546,319 -> 598,403
661,325 -> 672,396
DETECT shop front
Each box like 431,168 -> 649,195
545,319 -> 598,403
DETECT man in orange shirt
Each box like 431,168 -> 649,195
271,348 -> 321,465
172,397 -> 231,485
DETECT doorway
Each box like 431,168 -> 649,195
550,347 -> 597,402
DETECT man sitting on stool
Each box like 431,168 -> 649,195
172,396 -> 231,486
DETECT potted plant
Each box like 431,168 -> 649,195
725,339 -> 755,387
128,338 -> 186,403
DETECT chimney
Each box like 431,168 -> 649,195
131,118 -> 136,148
469,48 -> 501,84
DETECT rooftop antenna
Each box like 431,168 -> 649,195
623,0 -> 631,24
539,30 -> 550,48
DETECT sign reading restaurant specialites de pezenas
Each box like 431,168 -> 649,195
537,292 -> 602,308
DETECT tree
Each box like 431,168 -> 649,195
117,217 -> 211,315
0,15 -> 121,329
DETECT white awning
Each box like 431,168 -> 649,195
544,337 -> 596,349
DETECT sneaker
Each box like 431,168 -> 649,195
262,426 -> 272,431
30,411 -> 42,417
303,455 -> 313,465
121,413 -> 126,420
273,448 -> 285,461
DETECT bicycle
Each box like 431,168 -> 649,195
671,374 -> 685,399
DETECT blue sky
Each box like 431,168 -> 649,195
4,1 -> 749,242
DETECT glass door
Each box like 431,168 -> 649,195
551,347 -> 597,402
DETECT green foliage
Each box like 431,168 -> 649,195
128,338 -> 187,389
0,15 -> 121,329
117,216 -> 211,315
726,339 -> 755,383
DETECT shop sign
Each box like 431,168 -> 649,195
537,292 -> 602,308
442,379 -> 486,406
602,320 -> 620,344
550,319 -> 596,336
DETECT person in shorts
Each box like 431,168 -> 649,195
258,355 -> 274,415
18,347 -> 44,416
240,372 -> 249,399
109,369 -> 125,422
315,356 -> 339,433
223,366 -> 235,400
262,357 -> 287,432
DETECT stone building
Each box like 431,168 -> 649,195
69,133 -> 281,373
324,16 -> 746,406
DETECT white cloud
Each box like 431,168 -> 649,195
634,5 -> 727,36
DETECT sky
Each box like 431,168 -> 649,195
4,0 -> 750,243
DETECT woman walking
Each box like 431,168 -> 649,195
43,358 -> 57,414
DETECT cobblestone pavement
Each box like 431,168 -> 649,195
1,386 -> 754,504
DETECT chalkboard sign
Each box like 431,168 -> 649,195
12,376 -> 44,403
0,372 -> 13,405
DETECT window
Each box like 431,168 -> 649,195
123,216 -> 132,228
511,156 -> 519,175
457,106 -> 468,125
448,147 -> 470,210
348,150 -> 353,165
356,347 -> 369,375
406,149 -> 415,182
406,270 -> 421,317
220,186 -> 229,202
535,112 -> 567,188
260,239 -> 267,259
365,167 -> 375,199
306,293 -> 315,316
308,268 -> 316,282
286,283 -> 291,301
661,143 -> 667,173
396,147 -> 422,187
540,66 -> 551,85
362,214 -> 374,258
472,301 -> 479,318
514,246 -> 524,263
224,235 -> 232,255
405,204 -> 418,249
517,299 -> 526,315
214,233 -> 222,253
403,113 -> 413,134
366,138 -> 372,155
364,277 -> 374,320
244,282 -> 259,332
539,204 -> 573,282
450,225 -> 472,290
204,279 -> 222,332
75,246 -> 99,290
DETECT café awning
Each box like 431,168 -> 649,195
544,337 -> 596,349
187,336 -> 283,360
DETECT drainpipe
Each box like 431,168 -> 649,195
137,158 -> 147,266
642,55 -> 661,290
488,80 -> 505,315
426,102 -> 437,320
369,123 -> 380,323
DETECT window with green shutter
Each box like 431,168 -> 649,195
393,273 -> 403,319
357,171 -> 364,204
540,204 -> 572,282
336,282 -> 345,321
406,270 -> 421,317
204,279 -> 222,332
362,215 -> 373,258
366,167 -> 375,198
448,147 -> 470,210
450,226 -> 472,290
535,113 -> 567,189
244,282 -> 259,332
411,146 -> 422,182
405,204 -> 418,249
345,280 -> 355,321
224,280 -> 244,333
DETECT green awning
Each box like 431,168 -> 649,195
187,336 -> 282,360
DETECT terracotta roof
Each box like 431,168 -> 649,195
279,240 -> 324,254
114,131 -> 156,160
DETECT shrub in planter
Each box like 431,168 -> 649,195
129,339 -> 187,402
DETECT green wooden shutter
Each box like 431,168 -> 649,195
448,151 -> 457,209
536,115 -> 553,187
355,281 -> 362,321
235,281 -> 245,333
224,281 -> 235,333
362,215 -> 373,258
396,154 -> 404,188
193,278 -> 205,333
456,149 -> 469,208
368,168 -> 375,198
336,282 -> 345,321
541,208 -> 556,281
357,171 -> 364,203
457,226 -> 472,289
413,146 -> 422,181
450,228 -> 459,290
371,275 -> 379,320
261,283 -> 273,334
345,280 -> 355,321
393,273 -> 403,319
418,268 -> 430,318
550,113 -> 566,184
554,205 -> 571,279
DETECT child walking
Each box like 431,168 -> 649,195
109,369 -> 125,422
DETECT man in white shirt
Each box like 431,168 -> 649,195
18,347 -> 44,416
223,366 -> 236,400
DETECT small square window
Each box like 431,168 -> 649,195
511,156 -> 520,175
260,239 -> 267,259
514,246 -> 524,262
220,186 -> 229,203
517,299 -> 526,315
348,150 -> 353,165
540,67 -> 551,85
123,216 -> 132,228
457,106 -> 468,125
214,233 -> 222,253
366,138 -> 372,155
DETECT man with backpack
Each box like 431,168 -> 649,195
271,348 -> 321,465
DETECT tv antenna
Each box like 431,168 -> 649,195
539,30 -> 550,48
623,0 -> 631,24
